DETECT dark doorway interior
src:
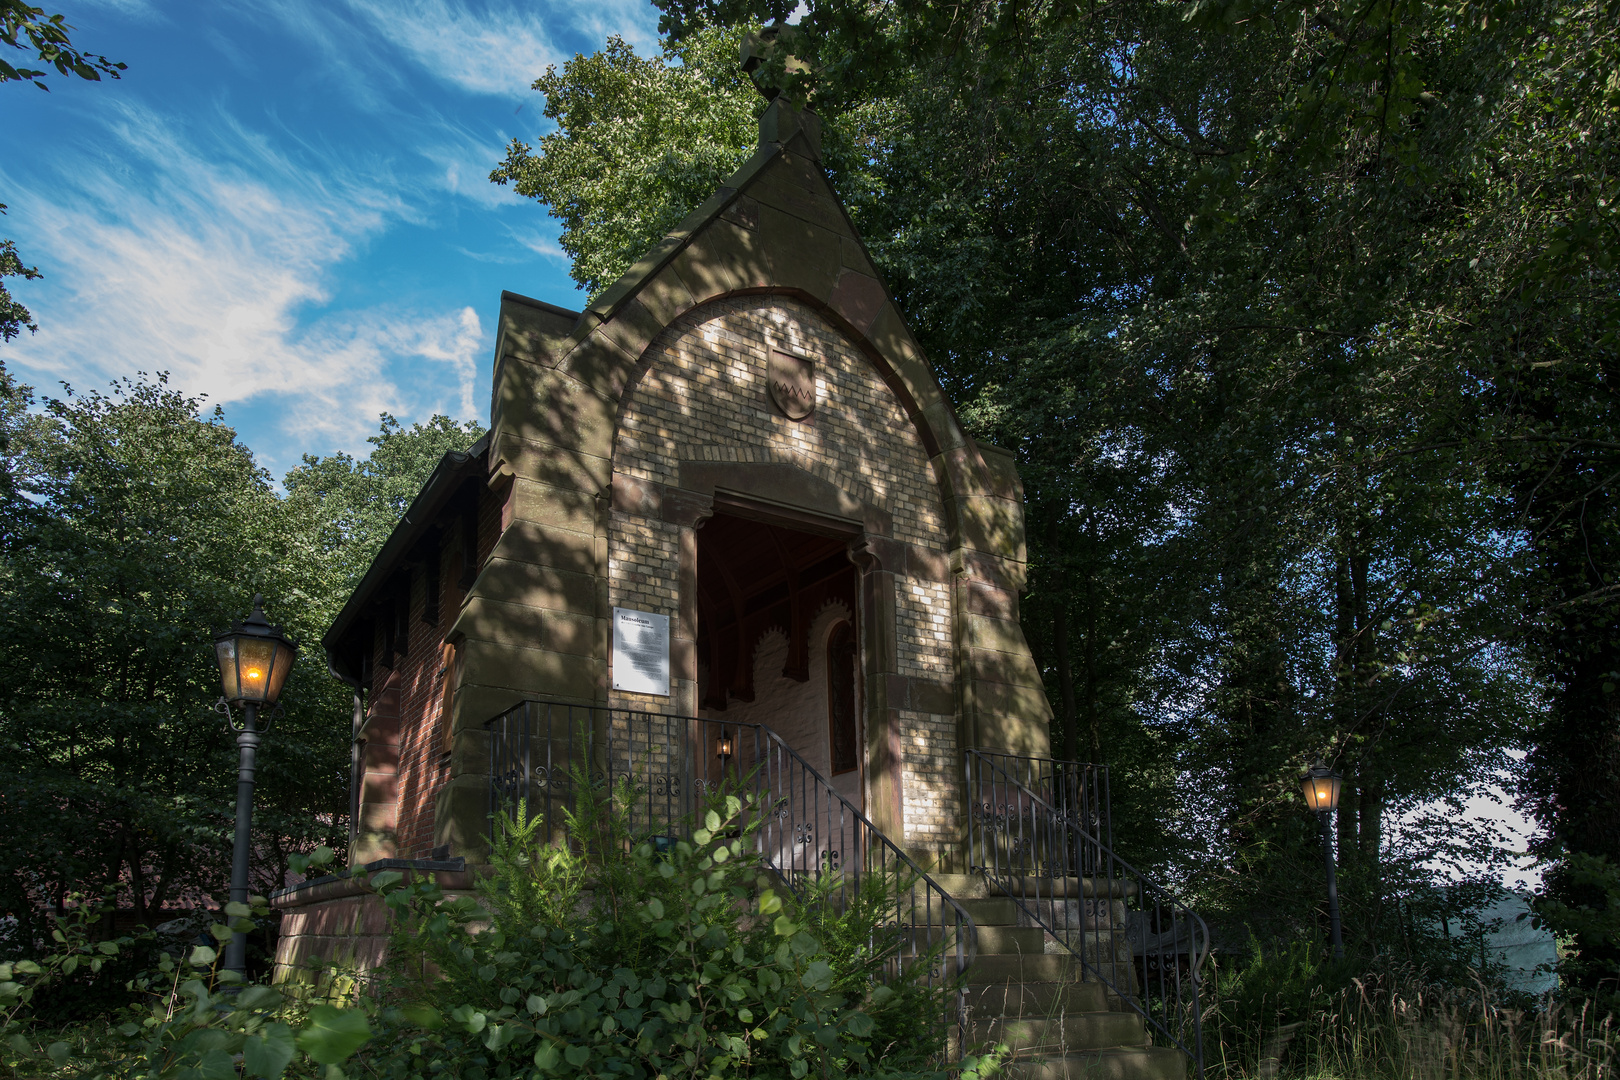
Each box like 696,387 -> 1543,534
695,512 -> 857,710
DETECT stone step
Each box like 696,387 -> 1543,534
904,925 -> 1047,954
964,953 -> 1084,984
970,1011 -> 1150,1053
928,873 -> 1139,901
902,896 -> 1017,926
978,926 -> 1049,954
930,873 -> 990,899
964,980 -> 1109,1016
961,897 -> 1020,925
993,876 -> 1139,900
1003,1046 -> 1186,1080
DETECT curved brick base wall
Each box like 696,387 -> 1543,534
269,858 -> 476,983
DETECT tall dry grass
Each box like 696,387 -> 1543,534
1208,967 -> 1616,1080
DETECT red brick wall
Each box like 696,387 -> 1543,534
371,481 -> 504,861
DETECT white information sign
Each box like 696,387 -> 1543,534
612,607 -> 670,696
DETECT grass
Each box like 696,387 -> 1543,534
1208,967 -> 1617,1080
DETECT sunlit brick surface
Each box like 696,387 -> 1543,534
609,296 -> 959,850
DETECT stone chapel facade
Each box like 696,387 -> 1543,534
272,98 -> 1053,976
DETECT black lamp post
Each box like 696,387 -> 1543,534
213,595 -> 298,975
1300,762 -> 1345,961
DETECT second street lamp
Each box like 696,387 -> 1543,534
213,594 -> 298,976
1300,762 -> 1345,961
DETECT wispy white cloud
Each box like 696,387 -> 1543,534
75,0 -> 159,17
452,225 -> 574,268
338,0 -> 660,98
506,226 -> 572,263
2,102 -> 487,462
416,122 -> 531,209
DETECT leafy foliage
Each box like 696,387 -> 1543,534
490,26 -> 764,296
0,374 -> 484,964
0,230 -> 40,343
0,0 -> 123,88
283,412 -> 486,597
0,375 -> 347,945
372,778 -> 973,1079
1,783 -> 1001,1080
1,894 -> 371,1079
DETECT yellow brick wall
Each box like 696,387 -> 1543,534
609,295 -> 960,851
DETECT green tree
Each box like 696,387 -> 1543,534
490,26 -> 763,296
282,412 -> 487,600
0,375 -> 347,946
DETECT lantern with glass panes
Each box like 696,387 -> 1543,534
212,595 -> 299,975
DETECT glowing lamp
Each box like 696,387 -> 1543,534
717,732 -> 735,761
1300,763 -> 1342,813
214,594 -> 299,706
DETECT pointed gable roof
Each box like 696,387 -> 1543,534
489,97 -> 1028,571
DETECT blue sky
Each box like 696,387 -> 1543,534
1,0 -> 661,479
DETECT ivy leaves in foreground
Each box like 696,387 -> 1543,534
0,896 -> 372,1080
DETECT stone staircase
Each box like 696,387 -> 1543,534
931,875 -> 1186,1080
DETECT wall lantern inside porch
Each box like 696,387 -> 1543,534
212,594 -> 299,976
716,732 -> 735,761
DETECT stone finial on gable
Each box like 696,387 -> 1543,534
741,24 -> 822,161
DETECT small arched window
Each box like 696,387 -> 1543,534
828,622 -> 858,775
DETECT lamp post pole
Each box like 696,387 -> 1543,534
1301,762 -> 1346,962
1316,808 -> 1344,961
212,595 -> 299,979
225,701 -> 261,975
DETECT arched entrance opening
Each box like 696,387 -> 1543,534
693,510 -> 863,812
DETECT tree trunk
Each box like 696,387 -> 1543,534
1055,603 -> 1079,764
1333,543 -> 1360,863
1083,556 -> 1101,764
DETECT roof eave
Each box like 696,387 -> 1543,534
321,432 -> 491,685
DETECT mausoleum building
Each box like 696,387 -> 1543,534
313,97 -> 1050,882
269,71 -> 1204,1080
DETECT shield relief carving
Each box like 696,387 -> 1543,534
768,349 -> 817,420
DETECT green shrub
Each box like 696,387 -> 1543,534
366,776 -> 981,1080
0,778 -> 1005,1080
1203,937 -> 1359,1074
1,896 -> 370,1080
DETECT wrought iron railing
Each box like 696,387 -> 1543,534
486,699 -> 977,1055
966,749 -> 1208,1078
965,752 -> 1114,856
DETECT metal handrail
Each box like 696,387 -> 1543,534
966,749 -> 1207,1078
963,751 -> 1114,853
486,699 -> 978,1057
